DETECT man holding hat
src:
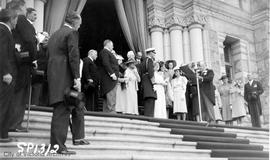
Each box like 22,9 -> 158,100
141,48 -> 156,117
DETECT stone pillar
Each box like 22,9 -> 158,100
150,27 -> 164,61
189,23 -> 204,62
169,25 -> 184,65
163,29 -> 171,60
34,0 -> 46,32
183,27 -> 191,64
202,27 -> 211,68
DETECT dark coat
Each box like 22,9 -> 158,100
12,15 -> 37,91
244,80 -> 263,115
0,24 -> 17,83
47,26 -> 80,105
82,57 -> 99,91
0,23 -> 17,139
97,48 -> 119,96
199,69 -> 215,105
140,57 -> 156,99
32,44 -> 48,84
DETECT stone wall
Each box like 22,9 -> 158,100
146,0 -> 269,125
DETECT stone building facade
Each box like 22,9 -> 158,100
0,0 -> 269,124
147,0 -> 269,124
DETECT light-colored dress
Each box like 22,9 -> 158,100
213,89 -> 222,121
124,68 -> 139,115
218,84 -> 232,121
154,71 -> 167,118
171,76 -> 188,113
230,86 -> 246,119
115,79 -> 127,113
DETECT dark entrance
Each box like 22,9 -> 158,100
79,0 -> 130,58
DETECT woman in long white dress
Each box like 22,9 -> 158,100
115,55 -> 127,113
124,58 -> 141,115
153,62 -> 167,118
171,69 -> 188,120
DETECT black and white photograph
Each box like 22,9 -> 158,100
0,0 -> 269,159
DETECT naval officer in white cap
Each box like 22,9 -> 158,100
140,48 -> 156,117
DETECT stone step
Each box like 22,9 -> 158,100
22,117 -> 170,134
9,129 -> 183,144
0,154 -> 228,160
0,136 -> 196,151
235,133 -> 269,140
0,144 -> 213,158
26,111 -> 159,127
224,128 -> 269,136
65,145 -> 213,157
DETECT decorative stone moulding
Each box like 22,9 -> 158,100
184,14 -> 208,26
148,17 -> 166,29
165,16 -> 185,28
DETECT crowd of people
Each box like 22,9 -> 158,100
0,0 -> 265,154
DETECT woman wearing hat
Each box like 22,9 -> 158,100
171,67 -> 188,120
124,58 -> 141,115
218,75 -> 233,125
115,55 -> 127,113
153,62 -> 167,118
165,60 -> 177,80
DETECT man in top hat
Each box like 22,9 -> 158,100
244,73 -> 264,127
141,48 -> 156,117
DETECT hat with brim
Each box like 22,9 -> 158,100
165,60 -> 177,69
219,75 -> 228,80
125,58 -> 136,65
173,66 -> 180,72
145,48 -> 156,54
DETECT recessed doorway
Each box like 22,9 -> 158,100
78,0 -> 130,58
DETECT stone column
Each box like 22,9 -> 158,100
163,29 -> 171,60
189,23 -> 204,62
202,27 -> 211,68
34,0 -> 46,32
169,25 -> 184,65
183,27 -> 191,64
150,27 -> 164,61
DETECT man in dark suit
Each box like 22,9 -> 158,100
7,1 -> 37,132
180,62 -> 198,121
198,62 -> 215,122
0,9 -> 18,143
244,73 -> 264,127
141,48 -> 156,117
47,11 -> 89,155
97,40 -> 119,113
82,49 -> 99,111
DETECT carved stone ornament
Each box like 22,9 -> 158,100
148,17 -> 166,29
184,14 -> 208,26
165,16 -> 185,28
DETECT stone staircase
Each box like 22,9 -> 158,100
0,106 -> 268,160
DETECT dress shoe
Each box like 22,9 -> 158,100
73,139 -> 90,145
57,150 -> 76,155
0,137 -> 18,143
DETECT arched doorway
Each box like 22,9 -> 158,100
78,0 -> 130,58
